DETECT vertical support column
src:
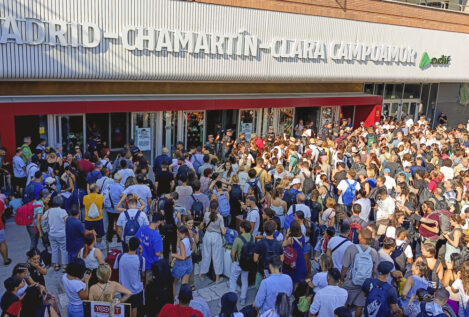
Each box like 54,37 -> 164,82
0,111 -> 16,161
177,111 -> 184,143
155,112 -> 163,157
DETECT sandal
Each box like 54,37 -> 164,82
4,258 -> 11,266
54,264 -> 60,272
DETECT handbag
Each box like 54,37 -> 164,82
192,243 -> 202,264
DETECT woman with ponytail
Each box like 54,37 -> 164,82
77,232 -> 105,287
199,200 -> 226,283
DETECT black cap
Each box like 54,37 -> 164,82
220,292 -> 238,314
378,261 -> 394,275
178,284 -> 193,301
34,170 -> 42,179
334,307 -> 352,317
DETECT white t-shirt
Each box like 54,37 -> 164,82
337,179 -> 360,205
376,196 -> 395,221
396,239 -> 413,259
440,166 -> 454,181
247,208 -> 260,236
452,278 -> 469,308
287,203 -> 311,220
356,198 -> 371,222
309,285 -> 348,317
384,176 -> 396,192
123,184 -> 152,212
116,209 -> 150,235
43,207 -> 68,237
327,235 -> 353,271
62,274 -> 86,306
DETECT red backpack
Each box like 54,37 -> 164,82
105,249 -> 122,281
348,222 -> 362,244
14,202 -> 40,226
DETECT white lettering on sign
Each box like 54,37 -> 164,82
0,16 -> 418,65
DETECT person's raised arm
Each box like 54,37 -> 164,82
116,195 -> 127,213
401,276 -> 414,300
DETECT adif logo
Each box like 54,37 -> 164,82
419,52 -> 451,69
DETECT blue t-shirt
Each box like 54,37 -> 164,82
86,170 -> 102,185
8,198 -> 23,215
105,182 -> 124,212
113,253 -> 145,294
136,226 -> 163,270
65,217 -> 85,254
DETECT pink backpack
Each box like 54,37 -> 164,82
14,202 -> 40,226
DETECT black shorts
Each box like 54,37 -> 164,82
13,176 -> 26,189
129,291 -> 144,308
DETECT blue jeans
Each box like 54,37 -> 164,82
26,225 -> 39,250
67,303 -> 83,317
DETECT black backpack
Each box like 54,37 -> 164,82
190,194 -> 204,224
302,173 -> 315,195
391,242 -> 408,274
230,184 -> 243,201
239,235 -> 256,272
248,179 -> 261,205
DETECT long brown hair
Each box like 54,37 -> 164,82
82,232 -> 95,258
461,262 -> 469,293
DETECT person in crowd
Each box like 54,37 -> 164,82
113,237 -> 145,317
135,212 -> 163,284
66,206 -> 87,263
18,284 -> 60,317
199,200 -> 226,283
254,256 -> 293,315
309,268 -> 348,317
83,184 -> 105,248
27,189 -> 50,250
115,193 -> 149,251
25,249 -> 47,287
1,276 -> 24,317
103,172 -> 124,245
42,195 -> 68,272
229,220 -> 252,306
171,225 -> 193,298
77,232 -> 105,287
282,220 -> 306,284
158,284 -> 203,317
89,263 -> 132,302
62,259 -> 89,317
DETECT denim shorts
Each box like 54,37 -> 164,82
172,257 -> 193,279
85,219 -> 105,238
304,241 -> 311,255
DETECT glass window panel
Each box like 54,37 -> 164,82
390,103 -> 399,117
185,112 -> 204,149
420,84 -> 430,118
403,84 -> 421,99
240,110 -> 257,141
162,111 -> 178,152
375,83 -> 385,96
110,113 -> 127,149
384,84 -> 404,100
427,83 -> 439,124
279,108 -> 294,136
364,83 -> 374,94
401,102 -> 409,115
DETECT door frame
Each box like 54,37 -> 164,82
182,110 -> 206,149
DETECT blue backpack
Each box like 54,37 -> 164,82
123,210 -> 141,244
416,302 -> 447,317
284,205 -> 296,230
190,194 -> 204,224
364,279 -> 392,317
23,182 -> 37,203
224,228 -> 238,247
342,180 -> 357,206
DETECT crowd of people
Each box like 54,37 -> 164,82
1,113 -> 469,317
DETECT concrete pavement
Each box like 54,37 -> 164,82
0,217 -> 258,316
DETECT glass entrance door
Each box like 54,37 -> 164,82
184,111 -> 205,149
238,110 -> 257,141
56,115 -> 86,154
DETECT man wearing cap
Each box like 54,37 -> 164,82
283,178 -> 303,209
136,213 -> 163,284
12,147 -> 27,196
309,268 -> 348,317
158,284 -> 203,317
153,147 -> 172,176
362,261 -> 401,316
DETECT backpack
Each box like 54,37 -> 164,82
23,183 -> 36,203
284,189 -> 299,209
364,278 -> 392,317
284,238 -> 301,270
416,302 -> 447,317
351,245 -> 374,286
224,228 -> 238,247
87,197 -> 100,219
349,222 -> 362,244
302,172 -> 315,195
158,195 -> 166,212
190,194 -> 204,224
306,200 -> 321,223
239,235 -> 257,272
419,188 -> 434,206
15,202 -> 40,226
230,184 -> 243,201
391,242 -> 408,274
192,155 -> 203,174
343,180 -> 357,206
248,179 -> 261,205
123,210 -> 142,244
106,248 -> 122,281
284,205 -> 296,230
